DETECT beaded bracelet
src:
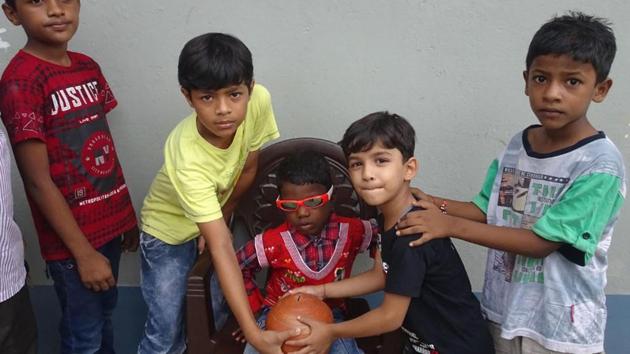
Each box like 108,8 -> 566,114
438,199 -> 448,214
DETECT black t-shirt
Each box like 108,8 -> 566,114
379,208 -> 494,354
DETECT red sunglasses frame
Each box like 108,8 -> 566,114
275,186 -> 334,211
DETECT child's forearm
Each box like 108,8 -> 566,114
28,179 -> 95,257
324,261 -> 385,299
203,227 -> 260,340
14,141 -> 95,258
411,187 -> 486,223
330,293 -> 409,338
432,197 -> 486,223
450,216 -> 561,257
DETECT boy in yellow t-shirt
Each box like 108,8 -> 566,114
138,33 -> 295,354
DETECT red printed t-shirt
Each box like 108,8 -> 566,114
0,50 -> 137,261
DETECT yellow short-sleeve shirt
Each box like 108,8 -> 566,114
140,84 -> 279,244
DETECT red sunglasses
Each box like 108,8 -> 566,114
275,186 -> 334,212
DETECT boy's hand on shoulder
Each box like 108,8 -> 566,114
396,200 -> 453,247
75,251 -> 115,292
409,186 -> 432,202
286,285 -> 325,299
121,225 -> 139,252
285,316 -> 333,354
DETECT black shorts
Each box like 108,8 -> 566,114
0,285 -> 37,354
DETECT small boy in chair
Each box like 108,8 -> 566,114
220,150 -> 376,354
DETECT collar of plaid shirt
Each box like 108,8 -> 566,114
287,213 -> 341,251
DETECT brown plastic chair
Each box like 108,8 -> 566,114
185,137 -> 403,354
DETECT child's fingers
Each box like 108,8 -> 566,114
197,237 -> 206,255
100,280 -> 112,292
290,346 -> 313,354
409,187 -> 428,200
284,337 -> 310,348
275,327 -> 303,342
396,224 -> 426,236
84,281 -> 97,292
417,199 -> 437,210
295,315 -> 316,326
285,287 -> 307,297
231,328 -> 245,342
126,236 -> 139,252
106,275 -> 116,287
409,233 -> 432,247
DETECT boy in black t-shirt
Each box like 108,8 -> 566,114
287,112 -> 494,354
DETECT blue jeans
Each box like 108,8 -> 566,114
138,231 -> 197,354
47,237 -> 121,354
243,307 -> 364,354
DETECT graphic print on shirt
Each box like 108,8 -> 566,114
51,81 -> 120,199
495,167 -> 569,284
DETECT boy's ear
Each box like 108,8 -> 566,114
403,157 -> 418,182
592,78 -> 613,103
180,87 -> 193,106
2,3 -> 20,25
248,80 -> 255,94
522,70 -> 529,96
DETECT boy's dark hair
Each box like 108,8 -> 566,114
178,33 -> 253,92
339,111 -> 415,161
277,151 -> 333,191
4,0 -> 15,8
526,11 -> 616,82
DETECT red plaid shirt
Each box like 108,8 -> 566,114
237,213 -> 377,311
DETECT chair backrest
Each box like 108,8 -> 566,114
233,137 -> 376,239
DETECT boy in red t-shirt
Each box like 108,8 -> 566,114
0,1 -> 138,352
215,151 -> 375,354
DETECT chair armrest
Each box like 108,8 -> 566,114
186,252 -> 214,354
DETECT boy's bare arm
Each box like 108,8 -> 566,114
327,253 -> 385,298
199,220 -> 299,353
289,252 -> 385,300
13,140 -> 114,291
409,187 -> 486,222
397,200 -> 561,257
287,292 -> 411,353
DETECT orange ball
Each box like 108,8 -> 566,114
266,293 -> 334,353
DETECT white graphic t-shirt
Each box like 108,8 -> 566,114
473,125 -> 626,354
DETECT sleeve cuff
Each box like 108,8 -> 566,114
532,224 -> 594,266
250,130 -> 279,151
185,211 -> 223,224
472,194 -> 489,214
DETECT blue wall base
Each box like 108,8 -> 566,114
30,286 -> 629,353
30,285 -> 147,354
